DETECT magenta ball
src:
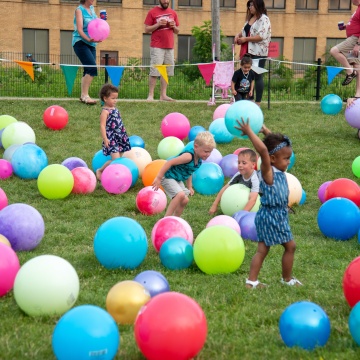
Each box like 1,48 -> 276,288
203,148 -> 223,165
136,186 -> 167,215
213,103 -> 231,121
0,159 -> 13,179
318,181 -> 332,203
101,164 -> 132,194
206,215 -> 241,235
345,99 -> 360,128
43,105 -> 69,130
71,167 -> 97,194
62,157 -> 88,171
0,243 -> 20,297
0,188 -> 8,210
239,212 -> 258,241
161,112 -> 191,140
151,216 -> 193,252
0,203 -> 45,251
88,18 -> 110,41
219,154 -> 238,178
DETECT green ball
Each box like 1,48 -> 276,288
157,136 -> 184,160
193,225 -> 245,274
1,121 -> 36,149
37,164 -> 74,199
0,114 -> 17,130
220,184 -> 260,216
352,156 -> 360,178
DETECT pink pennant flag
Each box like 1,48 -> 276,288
198,63 -> 216,85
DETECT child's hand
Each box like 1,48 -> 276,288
232,90 -> 237,96
104,138 -> 110,148
188,187 -> 195,196
209,204 -> 217,215
234,117 -> 251,136
249,90 -> 253,97
152,177 -> 161,191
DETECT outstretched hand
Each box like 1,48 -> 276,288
234,117 -> 251,137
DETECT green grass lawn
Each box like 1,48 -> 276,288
1,99 -> 360,359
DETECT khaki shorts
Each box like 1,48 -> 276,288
161,178 -> 190,199
336,36 -> 360,65
149,47 -> 175,77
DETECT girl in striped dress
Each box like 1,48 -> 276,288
235,119 -> 302,288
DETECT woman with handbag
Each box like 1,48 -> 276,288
235,0 -> 271,106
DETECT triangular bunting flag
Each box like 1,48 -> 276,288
14,61 -> 34,81
326,66 -> 343,85
105,66 -> 125,88
60,65 -> 79,95
154,65 -> 169,84
198,63 -> 216,85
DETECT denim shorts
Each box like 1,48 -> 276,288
73,41 -> 98,77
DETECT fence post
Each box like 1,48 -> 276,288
315,58 -> 321,101
267,59 -> 271,110
104,53 -> 109,83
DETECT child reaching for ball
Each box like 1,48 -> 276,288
209,148 -> 259,215
152,131 -> 216,217
235,120 -> 302,288
96,84 -> 131,180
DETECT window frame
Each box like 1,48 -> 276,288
295,0 -> 319,10
328,0 -> 351,10
265,0 -> 286,9
219,0 -> 236,8
178,0 -> 202,6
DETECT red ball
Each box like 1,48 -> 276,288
136,186 -> 167,216
343,256 -> 360,307
134,292 -> 207,360
43,105 -> 69,130
324,178 -> 360,206
71,167 -> 97,194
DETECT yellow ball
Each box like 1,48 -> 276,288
0,234 -> 11,247
106,280 -> 151,325
285,172 -> 302,207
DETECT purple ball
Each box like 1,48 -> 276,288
203,148 -> 223,165
345,99 -> 360,128
134,270 -> 170,297
232,210 -> 249,224
0,203 -> 45,251
219,154 -> 238,178
318,181 -> 332,204
61,157 -> 88,171
239,212 -> 258,241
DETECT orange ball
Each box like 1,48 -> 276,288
142,159 -> 166,188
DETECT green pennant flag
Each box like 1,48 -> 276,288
61,65 -> 79,95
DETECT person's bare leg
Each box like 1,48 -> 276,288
147,76 -> 157,101
246,242 -> 269,287
330,46 -> 354,76
160,76 -> 174,101
173,194 -> 189,217
354,64 -> 360,96
81,74 -> 95,99
165,192 -> 187,216
281,240 -> 296,281
96,153 -> 121,180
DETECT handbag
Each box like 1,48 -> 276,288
239,43 -> 249,60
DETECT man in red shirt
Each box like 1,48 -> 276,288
144,0 -> 180,102
330,0 -> 360,96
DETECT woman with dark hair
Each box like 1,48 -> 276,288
235,0 -> 271,106
72,0 -> 102,105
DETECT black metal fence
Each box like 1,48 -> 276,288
0,52 -> 354,102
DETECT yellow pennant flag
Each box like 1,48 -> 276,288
154,65 -> 168,84
14,61 -> 35,81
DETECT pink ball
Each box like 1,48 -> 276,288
0,159 -> 13,179
101,164 -> 132,194
318,181 -> 332,203
0,242 -> 20,297
206,215 -> 241,235
43,105 -> 68,130
233,147 -> 250,155
213,104 -> 231,121
71,167 -> 97,194
136,186 -> 167,216
88,18 -> 110,41
161,113 -> 190,140
151,216 -> 193,252
0,188 -> 8,210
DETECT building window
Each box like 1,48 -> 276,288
265,0 -> 286,9
143,0 -> 157,5
329,0 -> 351,10
220,0 -> 236,7
296,0 -> 318,10
293,38 -> 316,62
326,38 -> 345,49
269,37 -> 284,57
97,0 -> 122,3
178,35 -> 196,62
178,0 -> 202,5
22,29 -> 49,63
143,34 -> 151,65
100,51 -> 119,65
60,30 -> 79,65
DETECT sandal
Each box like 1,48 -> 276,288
342,71 -> 357,86
80,96 -> 97,105
245,279 -> 267,289
281,278 -> 302,286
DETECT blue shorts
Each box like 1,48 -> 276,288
73,41 -> 97,77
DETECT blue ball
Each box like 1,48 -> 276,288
111,157 -> 139,187
349,302 -> 360,345
159,237 -> 194,270
279,301 -> 331,350
287,151 -> 295,171
92,150 -> 111,172
320,94 -> 343,115
299,189 -> 306,205
188,126 -> 206,142
224,100 -> 264,139
232,210 -> 249,223
209,118 -> 234,144
192,162 -> 224,195
52,305 -> 120,360
317,197 -> 360,240
134,270 -> 170,297
183,141 -> 194,152
11,144 -> 48,179
94,217 -> 148,269
129,135 -> 145,148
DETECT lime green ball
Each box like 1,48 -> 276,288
352,156 -> 360,178
37,164 -> 74,199
157,136 -> 184,160
1,121 -> 36,149
193,225 -> 245,274
0,115 -> 17,130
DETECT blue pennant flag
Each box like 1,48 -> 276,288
326,66 -> 343,85
105,66 -> 125,88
